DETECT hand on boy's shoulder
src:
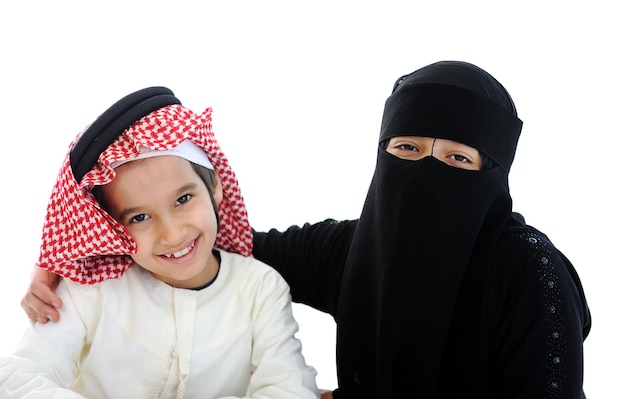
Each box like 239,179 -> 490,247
319,389 -> 334,399
22,266 -> 63,324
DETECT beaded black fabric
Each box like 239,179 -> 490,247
522,230 -> 567,397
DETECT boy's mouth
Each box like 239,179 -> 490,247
162,239 -> 196,259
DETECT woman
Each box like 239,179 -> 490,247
253,61 -> 591,398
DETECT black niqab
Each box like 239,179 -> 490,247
335,61 -> 524,397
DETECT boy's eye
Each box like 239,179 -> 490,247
176,194 -> 191,205
130,214 -> 149,224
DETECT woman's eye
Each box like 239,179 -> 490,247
450,154 -> 470,163
176,194 -> 191,205
398,144 -> 418,151
130,214 -> 149,224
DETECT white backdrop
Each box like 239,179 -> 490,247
1,1 -> 623,396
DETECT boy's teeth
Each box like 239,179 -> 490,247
166,241 -> 194,258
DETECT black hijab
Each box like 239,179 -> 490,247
335,61 -> 523,398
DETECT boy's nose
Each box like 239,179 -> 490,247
157,217 -> 186,245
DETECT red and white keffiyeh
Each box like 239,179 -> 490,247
37,104 -> 253,284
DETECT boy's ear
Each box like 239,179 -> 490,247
212,174 -> 223,206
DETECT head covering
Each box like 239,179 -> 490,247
335,61 -> 523,397
110,139 -> 215,170
381,61 -> 522,171
36,88 -> 253,284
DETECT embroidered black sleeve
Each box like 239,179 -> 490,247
517,230 -> 569,398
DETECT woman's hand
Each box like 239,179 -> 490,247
21,266 -> 62,323
320,389 -> 334,399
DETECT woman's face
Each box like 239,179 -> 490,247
386,136 -> 482,170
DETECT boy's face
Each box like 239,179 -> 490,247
101,156 -> 222,288
386,136 -> 482,170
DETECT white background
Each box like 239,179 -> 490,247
0,1 -> 623,396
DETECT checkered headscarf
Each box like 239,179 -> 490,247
37,103 -> 253,284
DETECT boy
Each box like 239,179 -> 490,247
0,87 -> 318,398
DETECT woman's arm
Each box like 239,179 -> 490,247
23,219 -> 359,323
492,230 -> 591,398
252,219 -> 357,316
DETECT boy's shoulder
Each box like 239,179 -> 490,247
220,250 -> 277,271
219,250 -> 289,289
60,265 -> 156,305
